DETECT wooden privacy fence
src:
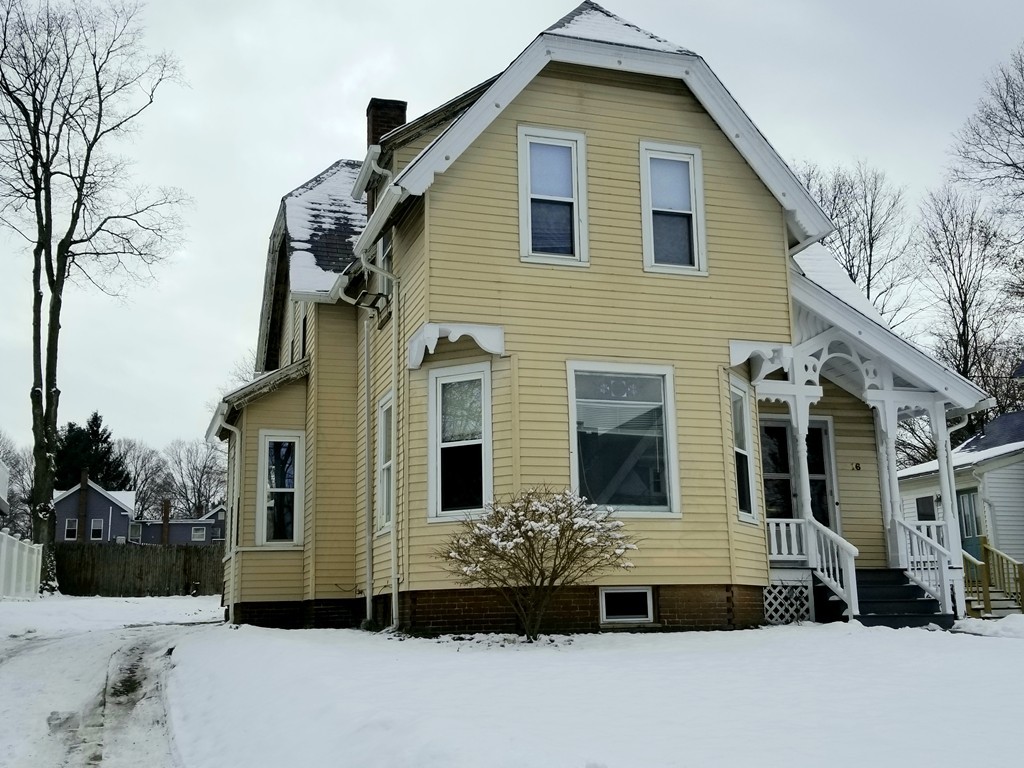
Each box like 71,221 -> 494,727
0,528 -> 42,597
55,543 -> 223,597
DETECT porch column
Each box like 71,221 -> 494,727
868,399 -> 908,569
929,401 -> 966,616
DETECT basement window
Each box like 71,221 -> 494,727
600,587 -> 653,623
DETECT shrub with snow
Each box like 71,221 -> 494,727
438,488 -> 638,640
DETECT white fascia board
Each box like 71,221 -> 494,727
290,289 -> 335,304
205,401 -> 229,443
791,271 -> 988,409
348,185 -> 406,263
351,145 -> 381,200
392,34 -> 831,248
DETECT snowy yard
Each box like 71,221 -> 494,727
2,597 -> 1024,768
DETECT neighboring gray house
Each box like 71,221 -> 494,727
898,412 -> 1024,563
54,480 -> 223,546
54,480 -> 136,543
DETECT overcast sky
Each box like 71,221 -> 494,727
1,0 -> 1023,450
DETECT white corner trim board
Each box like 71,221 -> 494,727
407,322 -> 506,369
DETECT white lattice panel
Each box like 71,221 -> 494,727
764,583 -> 811,624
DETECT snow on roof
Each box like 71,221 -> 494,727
898,412 -> 1024,478
53,481 -> 135,515
109,491 -> 137,513
284,159 -> 367,297
792,244 -> 888,328
546,1 -> 693,55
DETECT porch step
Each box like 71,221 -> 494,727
854,569 -> 954,629
968,590 -> 1023,618
815,569 -> 955,630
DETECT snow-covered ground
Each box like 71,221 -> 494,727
3,597 -> 1024,768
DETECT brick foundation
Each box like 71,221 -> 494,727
232,598 -> 365,629
232,586 -> 766,633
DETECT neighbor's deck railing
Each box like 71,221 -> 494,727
897,519 -> 953,614
981,536 -> 1023,608
766,518 -> 859,616
962,550 -> 991,617
0,527 -> 42,598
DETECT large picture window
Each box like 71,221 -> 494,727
518,126 -> 588,264
568,362 -> 677,515
258,430 -> 305,545
730,378 -> 757,522
429,363 -> 492,518
640,141 -> 705,274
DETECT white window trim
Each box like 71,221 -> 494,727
256,428 -> 305,547
566,360 -> 680,518
639,140 -> 707,276
517,125 -> 589,266
128,522 -> 142,543
191,526 -> 206,542
427,362 -> 493,520
377,228 -> 394,296
730,375 -> 758,524
376,391 -> 394,532
65,518 -> 78,541
90,518 -> 103,541
599,586 -> 654,624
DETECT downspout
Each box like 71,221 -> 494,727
221,420 -> 242,624
357,193 -> 400,629
108,507 -> 112,542
362,317 -> 373,623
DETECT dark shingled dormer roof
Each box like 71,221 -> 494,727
957,412 -> 1024,455
283,159 -> 367,295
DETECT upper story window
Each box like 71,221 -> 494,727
639,141 -> 706,275
378,228 -> 394,296
518,126 -> 589,265
257,429 -> 305,546
730,377 -> 757,523
567,361 -> 679,516
428,362 -> 492,518
377,392 -> 394,530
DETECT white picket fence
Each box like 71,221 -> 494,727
0,528 -> 42,598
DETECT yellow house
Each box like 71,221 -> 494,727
208,2 -> 989,632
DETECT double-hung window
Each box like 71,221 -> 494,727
258,430 -> 305,545
377,393 -> 394,530
65,518 -> 78,541
730,378 -> 757,522
640,141 -> 705,274
518,126 -> 588,264
429,363 -> 492,518
568,362 -> 678,516
91,518 -> 104,541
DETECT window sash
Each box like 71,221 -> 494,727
570,366 -> 674,514
600,587 -> 653,623
730,382 -> 756,520
65,519 -> 78,540
519,127 -> 587,263
377,396 -> 394,529
640,141 -> 703,272
90,519 -> 103,541
192,527 -> 206,541
128,523 -> 141,542
429,364 -> 491,517
258,431 -> 303,545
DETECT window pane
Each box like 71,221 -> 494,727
575,373 -> 664,403
530,199 -> 574,255
731,391 -> 747,451
650,157 -> 691,211
440,443 -> 483,511
441,379 -> 482,443
604,590 -> 650,620
760,425 -> 790,475
267,440 -> 296,490
265,491 -> 294,541
735,452 -> 752,514
916,496 -> 936,521
529,142 -> 573,198
810,479 -> 830,527
652,211 -> 693,266
806,427 -> 826,476
764,478 -> 793,518
382,405 -> 393,463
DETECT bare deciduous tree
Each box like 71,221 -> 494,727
0,430 -> 33,538
438,488 -> 638,641
115,437 -> 169,518
796,160 -> 919,328
0,0 -> 184,584
163,438 -> 225,519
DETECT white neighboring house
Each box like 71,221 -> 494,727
898,412 -> 1024,614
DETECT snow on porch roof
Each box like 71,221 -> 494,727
899,412 -> 1024,479
792,244 -> 888,328
545,1 -> 694,55
284,159 -> 367,298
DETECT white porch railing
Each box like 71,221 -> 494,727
767,518 -> 860,616
912,521 -> 946,549
897,519 -> 953,614
0,528 -> 42,598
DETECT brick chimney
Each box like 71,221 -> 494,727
366,98 -> 407,146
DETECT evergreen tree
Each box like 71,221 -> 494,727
55,412 -> 131,491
